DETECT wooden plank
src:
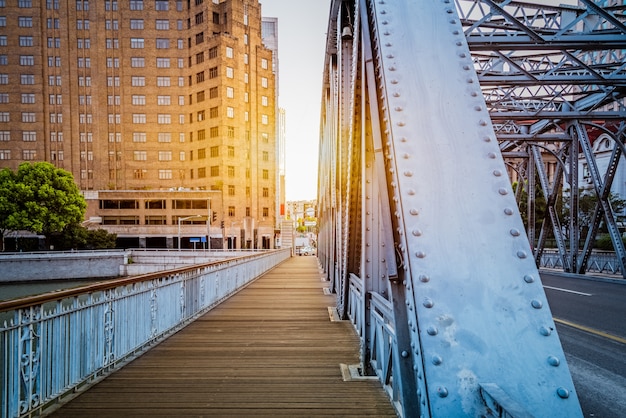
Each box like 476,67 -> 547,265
47,257 -> 397,417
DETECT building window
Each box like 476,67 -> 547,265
22,131 -> 36,141
133,114 -> 146,124
0,74 -> 7,84
22,150 -> 37,160
132,95 -> 146,105
228,185 -> 235,196
132,76 -> 146,86
262,207 -> 269,217
22,94 -> 35,104
158,151 -> 171,161
209,107 -> 218,118
157,95 -> 171,105
158,169 -> 172,179
209,127 -> 218,138
196,71 -> 204,83
18,17 -> 33,27
131,57 -> 145,67
227,126 -> 234,138
157,114 -> 171,124
131,38 -> 144,48
226,87 -> 234,98
209,66 -> 218,79
155,0 -> 168,11
197,167 -> 206,178
20,56 -> 34,66
226,67 -> 233,78
21,112 -> 35,122
156,19 -> 169,30
157,76 -> 170,87
226,46 -> 233,58
156,57 -> 170,68
262,187 -> 269,197
208,46 -> 217,59
0,112 -> 9,122
197,90 -> 205,102
133,132 -> 147,142
262,169 -> 269,180
158,132 -> 171,142
261,77 -> 268,88
129,0 -> 143,10
195,32 -> 204,44
261,58 -> 268,69
227,166 -> 235,177
261,114 -> 268,125
210,166 -> 219,177
227,107 -> 234,118
0,150 -> 10,159
197,148 -> 205,159
133,151 -> 147,161
228,206 -> 235,217
228,146 -> 235,157
19,36 -> 34,47
209,87 -> 219,99
156,38 -> 169,49
130,19 -> 144,29
210,146 -> 219,157
262,96 -> 268,106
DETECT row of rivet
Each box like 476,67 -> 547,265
373,0 -> 429,409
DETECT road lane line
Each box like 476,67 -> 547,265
543,285 -> 592,296
553,318 -> 626,345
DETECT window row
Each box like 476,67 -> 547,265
0,149 -> 38,160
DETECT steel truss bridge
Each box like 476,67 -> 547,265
317,0 -> 625,416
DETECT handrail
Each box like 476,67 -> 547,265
1,249 -> 291,418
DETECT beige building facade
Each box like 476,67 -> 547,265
0,0 -> 277,248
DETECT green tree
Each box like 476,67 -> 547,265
50,223 -> 117,250
0,168 -> 19,251
1,162 -> 86,249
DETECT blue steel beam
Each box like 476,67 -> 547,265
318,0 -> 584,416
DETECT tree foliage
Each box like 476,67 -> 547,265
50,223 -> 117,250
0,162 -> 86,249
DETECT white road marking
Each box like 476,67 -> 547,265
543,285 -> 592,296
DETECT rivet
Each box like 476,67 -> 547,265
548,356 -> 560,367
452,30 -> 460,35
493,170 -> 502,177
499,188 -> 509,195
427,326 -> 438,336
467,78 -> 474,84
463,65 -> 470,70
488,152 -> 497,159
389,66 -> 397,71
449,19 -> 457,24
393,92 -> 401,97
380,9 -> 387,14
437,386 -> 448,398
385,42 -> 392,47
410,209 -> 419,216
531,299 -> 543,309
510,228 -> 520,237
397,121 -> 405,126
413,229 -> 422,237
395,107 -> 403,112
404,171 -> 413,177
390,79 -> 398,84
475,106 -> 482,111
387,54 -> 394,59
504,208 -> 514,215
517,250 -> 527,259
484,137 -> 492,142
539,325 -> 552,336
419,274 -> 430,283
423,298 -> 434,308
416,251 -> 426,258
432,355 -> 443,365
471,91 -> 478,97
383,31 -> 390,36
557,387 -> 570,399
401,350 -> 409,358
479,119 -> 488,126
408,189 -> 416,195
459,52 -> 467,58
524,274 -> 535,283
445,8 -> 453,13
400,137 -> 407,142
403,153 -> 410,159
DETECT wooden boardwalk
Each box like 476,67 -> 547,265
48,256 -> 397,417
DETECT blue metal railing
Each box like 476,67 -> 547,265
0,249 -> 290,418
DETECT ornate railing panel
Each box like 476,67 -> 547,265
0,249 -> 290,418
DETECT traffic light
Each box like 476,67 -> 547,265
212,211 -> 217,223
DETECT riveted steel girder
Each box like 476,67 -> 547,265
318,0 -> 584,417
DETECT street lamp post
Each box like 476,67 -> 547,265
178,215 -> 201,250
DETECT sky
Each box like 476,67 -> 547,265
259,0 -> 332,201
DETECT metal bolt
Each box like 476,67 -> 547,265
557,387 -> 570,399
524,274 -> 535,283
432,355 -> 443,365
531,299 -> 543,309
548,356 -> 560,367
437,386 -> 449,398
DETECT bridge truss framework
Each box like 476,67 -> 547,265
318,0 -> 625,416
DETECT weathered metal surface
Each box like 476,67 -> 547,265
318,0 -> 587,416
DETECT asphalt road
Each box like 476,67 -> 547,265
540,271 -> 626,418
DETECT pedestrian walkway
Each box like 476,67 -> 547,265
48,256 -> 397,417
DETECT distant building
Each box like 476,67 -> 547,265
0,0 -> 278,249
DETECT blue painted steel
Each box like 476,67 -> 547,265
319,0 -> 586,416
0,250 -> 290,418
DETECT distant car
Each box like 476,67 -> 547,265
300,246 -> 316,256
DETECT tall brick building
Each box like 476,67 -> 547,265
0,0 -> 277,249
